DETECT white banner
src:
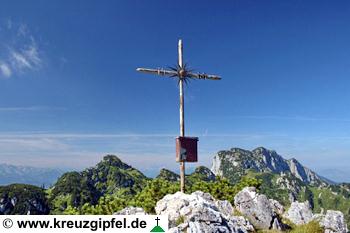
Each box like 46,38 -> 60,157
0,215 -> 169,233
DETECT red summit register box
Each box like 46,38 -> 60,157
176,136 -> 198,162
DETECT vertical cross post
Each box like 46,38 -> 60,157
178,39 -> 185,193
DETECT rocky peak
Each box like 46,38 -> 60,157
156,166 -> 216,183
192,166 -> 216,182
98,155 -> 131,170
211,147 -> 328,186
156,169 -> 180,182
253,147 -> 290,173
252,146 -> 271,154
230,147 -> 251,154
50,155 -> 148,210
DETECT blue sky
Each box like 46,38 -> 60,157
0,1 -> 350,182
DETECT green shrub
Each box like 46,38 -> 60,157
65,175 -> 262,215
130,179 -> 179,213
189,176 -> 261,204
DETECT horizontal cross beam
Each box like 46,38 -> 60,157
136,67 -> 221,81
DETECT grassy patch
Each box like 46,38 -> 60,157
175,215 -> 186,226
258,221 -> 323,233
290,221 -> 323,233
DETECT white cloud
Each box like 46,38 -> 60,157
25,43 -> 41,66
0,138 -> 69,152
222,115 -> 350,122
11,51 -> 32,69
6,19 -> 12,29
0,20 -> 43,78
0,62 -> 12,78
0,106 -> 63,112
10,41 -> 42,72
17,23 -> 27,36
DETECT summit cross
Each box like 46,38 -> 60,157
136,39 -> 221,192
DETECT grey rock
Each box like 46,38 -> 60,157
156,191 -> 254,233
228,216 -> 255,232
272,217 -> 283,230
11,197 -> 17,206
283,201 -> 313,225
114,206 -> 147,215
288,192 -> 297,203
320,210 -> 348,233
234,187 -> 282,230
168,227 -> 181,233
168,223 -> 189,233
215,200 -> 234,217
270,199 -> 285,215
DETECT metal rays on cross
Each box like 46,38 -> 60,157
136,39 -> 221,192
136,63 -> 221,83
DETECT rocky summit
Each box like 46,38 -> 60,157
117,187 -> 348,233
155,191 -> 254,233
211,147 -> 327,185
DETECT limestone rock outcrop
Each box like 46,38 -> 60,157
234,187 -> 284,230
283,201 -> 313,225
156,191 -> 254,233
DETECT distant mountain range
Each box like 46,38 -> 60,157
0,164 -> 64,187
318,168 -> 350,183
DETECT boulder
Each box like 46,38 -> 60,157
283,201 -> 313,225
215,200 -> 234,217
234,187 -> 283,230
320,210 -> 348,233
156,191 -> 254,233
114,206 -> 147,215
270,199 -> 285,215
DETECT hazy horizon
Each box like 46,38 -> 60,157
1,144 -> 349,183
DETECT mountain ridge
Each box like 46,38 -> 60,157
211,146 -> 330,186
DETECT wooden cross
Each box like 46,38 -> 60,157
136,39 -> 221,192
